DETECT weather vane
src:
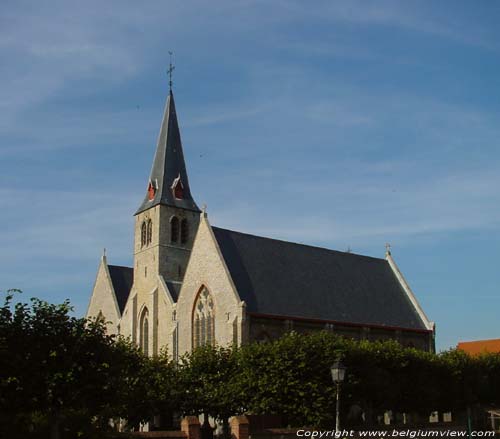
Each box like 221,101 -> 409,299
385,242 -> 391,255
168,51 -> 175,91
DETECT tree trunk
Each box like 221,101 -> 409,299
222,417 -> 230,439
50,417 -> 61,439
201,413 -> 214,439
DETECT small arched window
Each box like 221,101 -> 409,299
171,216 -> 179,243
139,307 -> 149,356
146,219 -> 153,245
193,287 -> 215,349
181,219 -> 189,244
141,221 -> 147,247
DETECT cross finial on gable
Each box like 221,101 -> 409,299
167,51 -> 175,91
385,242 -> 391,256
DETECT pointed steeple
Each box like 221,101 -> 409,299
135,90 -> 200,215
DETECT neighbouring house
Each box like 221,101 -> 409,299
457,338 -> 500,355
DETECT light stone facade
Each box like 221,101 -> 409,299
133,205 -> 200,287
176,213 -> 247,355
87,257 -> 121,334
87,211 -> 247,358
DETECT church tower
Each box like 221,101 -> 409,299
133,89 -> 200,294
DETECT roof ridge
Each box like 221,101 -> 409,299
212,226 -> 385,262
459,338 -> 500,344
108,264 -> 133,270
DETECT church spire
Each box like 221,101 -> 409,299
135,89 -> 200,215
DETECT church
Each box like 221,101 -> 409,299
86,84 -> 436,357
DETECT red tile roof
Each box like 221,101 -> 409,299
457,339 -> 500,355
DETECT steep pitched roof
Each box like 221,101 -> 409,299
135,90 -> 200,215
108,265 -> 133,314
212,227 -> 428,331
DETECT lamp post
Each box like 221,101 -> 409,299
331,358 -> 347,433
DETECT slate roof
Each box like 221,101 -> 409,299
108,265 -> 133,314
165,280 -> 182,301
135,90 -> 200,215
212,227 -> 427,331
107,265 -> 182,311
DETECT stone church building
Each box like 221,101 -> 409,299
87,87 -> 435,357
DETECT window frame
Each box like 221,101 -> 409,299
192,286 -> 215,349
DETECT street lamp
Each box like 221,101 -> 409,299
331,359 -> 347,433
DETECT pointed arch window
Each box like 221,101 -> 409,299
181,219 -> 189,244
139,307 -> 149,356
193,287 -> 215,349
141,219 -> 153,247
141,221 -> 147,247
171,216 -> 179,243
146,219 -> 153,244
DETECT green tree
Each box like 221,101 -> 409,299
238,331 -> 342,427
115,348 -> 182,429
179,344 -> 243,434
0,290 -> 144,439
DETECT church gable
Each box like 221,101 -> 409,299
212,227 -> 429,332
87,256 -> 123,334
176,214 -> 244,355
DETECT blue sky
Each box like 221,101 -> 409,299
1,0 -> 500,351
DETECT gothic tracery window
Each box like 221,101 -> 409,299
171,216 -> 179,243
193,287 -> 215,349
181,218 -> 188,244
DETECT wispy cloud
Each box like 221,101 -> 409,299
210,165 -> 500,249
286,0 -> 500,51
2,0 -> 500,350
0,188 -> 137,261
184,104 -> 270,128
0,186 -> 140,312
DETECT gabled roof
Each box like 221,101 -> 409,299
212,227 -> 428,331
108,265 -> 133,314
135,90 -> 200,215
457,339 -> 500,355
